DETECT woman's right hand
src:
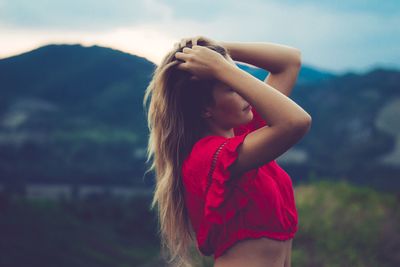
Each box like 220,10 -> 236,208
174,45 -> 229,81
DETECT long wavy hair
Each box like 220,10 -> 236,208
143,38 -> 230,266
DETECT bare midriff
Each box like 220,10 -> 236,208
214,237 -> 293,267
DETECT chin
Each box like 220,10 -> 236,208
242,112 -> 253,124
248,110 -> 254,120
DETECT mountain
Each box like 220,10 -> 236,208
284,67 -> 400,191
0,44 -> 399,191
0,44 -> 155,186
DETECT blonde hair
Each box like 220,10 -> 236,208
143,38 -> 229,266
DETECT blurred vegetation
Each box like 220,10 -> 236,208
0,193 -> 160,267
0,179 -> 399,267
290,179 -> 400,267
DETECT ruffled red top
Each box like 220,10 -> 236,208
181,106 -> 298,260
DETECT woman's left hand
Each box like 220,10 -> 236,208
173,36 -> 225,81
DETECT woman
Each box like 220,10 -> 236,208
143,36 -> 311,267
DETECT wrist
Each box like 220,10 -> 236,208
213,60 -> 237,82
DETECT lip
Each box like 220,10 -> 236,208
243,104 -> 251,111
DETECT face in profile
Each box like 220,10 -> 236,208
202,55 -> 253,129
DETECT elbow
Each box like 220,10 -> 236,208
291,48 -> 302,68
290,114 -> 312,134
278,115 -> 311,146
299,115 -> 312,134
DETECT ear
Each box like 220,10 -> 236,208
201,107 -> 212,118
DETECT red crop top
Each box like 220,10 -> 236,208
181,106 -> 298,260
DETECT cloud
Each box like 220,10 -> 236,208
141,1 -> 400,73
274,0 -> 400,15
0,0 -> 399,73
0,0 -> 173,31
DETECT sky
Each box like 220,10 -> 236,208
0,0 -> 399,75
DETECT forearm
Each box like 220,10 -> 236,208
219,41 -> 301,74
213,61 -> 310,127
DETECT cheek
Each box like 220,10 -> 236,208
218,97 -> 237,114
219,100 -> 244,120
214,92 -> 243,117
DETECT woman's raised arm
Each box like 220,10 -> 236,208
213,51 -> 311,175
220,41 -> 301,97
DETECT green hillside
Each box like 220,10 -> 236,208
0,44 -> 155,186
